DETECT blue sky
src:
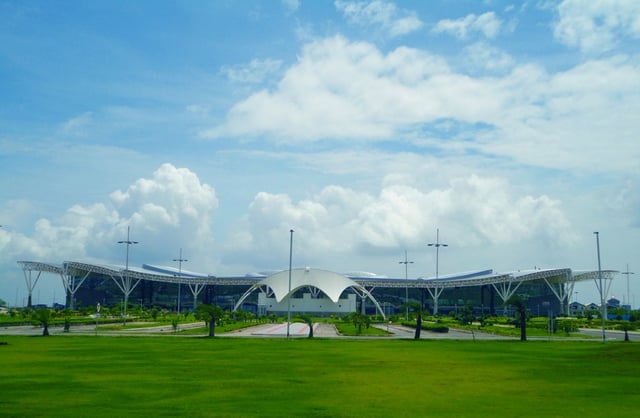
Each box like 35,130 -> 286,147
1,0 -> 639,307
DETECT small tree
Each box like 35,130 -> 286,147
505,295 -> 527,341
347,312 -> 370,335
404,301 -> 423,340
32,308 -> 52,336
62,309 -> 72,332
171,316 -> 179,333
296,314 -> 314,338
195,304 -> 224,337
617,321 -> 636,342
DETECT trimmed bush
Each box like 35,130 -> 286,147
402,321 -> 449,333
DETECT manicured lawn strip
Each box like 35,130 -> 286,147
333,321 -> 391,336
1,337 -> 638,417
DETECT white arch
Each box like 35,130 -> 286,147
234,268 -> 386,319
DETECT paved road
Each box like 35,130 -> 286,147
577,327 -> 640,342
223,323 -> 514,339
2,322 -> 638,341
374,324 -> 515,340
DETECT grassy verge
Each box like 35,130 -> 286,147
1,336 -> 637,417
333,321 -> 391,336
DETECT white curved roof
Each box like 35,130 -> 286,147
142,264 -> 210,278
260,268 -> 361,303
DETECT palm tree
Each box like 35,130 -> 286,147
404,301 -> 423,340
195,304 -> 224,337
296,314 -> 314,338
347,312 -> 370,335
32,308 -> 52,336
62,309 -> 72,332
505,295 -> 527,341
617,321 -> 636,342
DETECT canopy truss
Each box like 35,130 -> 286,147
234,268 -> 387,319
17,261 -> 64,307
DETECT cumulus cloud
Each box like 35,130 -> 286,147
463,41 -> 514,73
553,0 -> 640,54
203,35 -> 640,176
1,164 -> 218,269
110,164 -> 218,252
432,12 -> 502,39
224,174 -> 577,268
202,35 -> 455,141
335,0 -> 423,37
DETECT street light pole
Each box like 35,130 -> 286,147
117,226 -> 138,322
428,228 -> 448,279
621,264 -> 634,310
173,248 -> 188,314
287,229 -> 294,338
594,232 -> 605,343
399,250 -> 414,320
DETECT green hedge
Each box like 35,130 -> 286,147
401,321 -> 449,333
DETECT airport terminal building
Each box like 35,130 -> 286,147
16,260 -> 617,319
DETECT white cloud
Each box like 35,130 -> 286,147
335,0 -> 423,37
202,35 -> 454,142
220,58 -> 283,84
432,12 -> 502,39
204,36 -> 640,176
224,174 -> 577,268
1,164 -> 219,270
110,164 -> 218,249
553,0 -> 640,54
463,41 -> 515,72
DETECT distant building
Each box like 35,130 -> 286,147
569,301 -> 585,316
585,302 -> 599,311
607,297 -> 620,309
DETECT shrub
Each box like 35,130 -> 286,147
423,323 -> 449,333
401,321 -> 449,333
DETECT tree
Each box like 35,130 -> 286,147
195,304 -> 224,337
296,314 -> 314,338
404,301 -> 423,340
617,321 -> 636,342
347,312 -> 370,335
171,316 -> 179,333
32,308 -> 52,336
458,305 -> 474,326
61,309 -> 72,332
505,295 -> 527,341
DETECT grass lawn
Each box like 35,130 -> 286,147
333,321 -> 391,336
1,336 -> 638,417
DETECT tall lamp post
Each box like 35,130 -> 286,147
117,226 -> 138,322
287,229 -> 294,338
173,248 -> 188,314
399,250 -> 414,320
621,264 -> 634,310
428,228 -> 448,279
594,232 -> 605,343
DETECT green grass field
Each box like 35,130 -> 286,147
1,336 -> 638,417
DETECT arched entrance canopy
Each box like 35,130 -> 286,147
234,267 -> 386,319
